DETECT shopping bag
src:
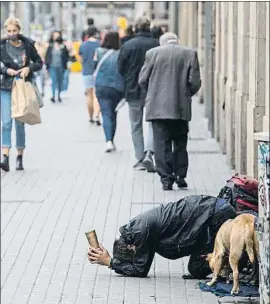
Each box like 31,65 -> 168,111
32,82 -> 44,108
11,77 -> 41,125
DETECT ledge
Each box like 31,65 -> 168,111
254,132 -> 270,142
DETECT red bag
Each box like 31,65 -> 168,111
218,174 -> 259,212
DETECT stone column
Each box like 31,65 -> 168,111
197,2 -> 204,104
225,2 -> 237,168
246,2 -> 266,177
213,2 -> 221,139
218,2 -> 227,153
235,2 -> 250,174
263,2 -> 269,132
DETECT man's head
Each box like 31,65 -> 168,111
87,18 -> 94,26
86,26 -> 98,39
113,237 -> 135,263
159,32 -> 178,46
135,17 -> 151,33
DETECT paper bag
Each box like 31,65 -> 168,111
11,78 -> 41,125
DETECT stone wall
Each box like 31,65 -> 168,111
172,1 -> 269,177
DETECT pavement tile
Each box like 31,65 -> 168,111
0,73 -> 236,304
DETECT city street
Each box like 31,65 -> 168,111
1,74 -> 256,304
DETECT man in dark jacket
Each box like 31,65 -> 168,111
139,32 -> 201,191
88,195 -> 237,279
118,17 -> 159,172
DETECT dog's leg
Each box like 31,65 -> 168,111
207,253 -> 223,287
229,238 -> 244,295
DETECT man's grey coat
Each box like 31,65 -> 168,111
139,41 -> 201,121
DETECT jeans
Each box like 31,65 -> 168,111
62,69 -> 69,92
1,90 -> 25,149
49,67 -> 63,98
95,86 -> 123,142
152,119 -> 189,185
128,100 -> 154,161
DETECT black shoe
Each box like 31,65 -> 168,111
58,97 -> 62,102
89,118 -> 95,124
96,119 -> 101,126
50,97 -> 55,103
162,184 -> 173,191
142,151 -> 156,173
16,155 -> 24,171
176,178 -> 188,189
0,155 -> 10,172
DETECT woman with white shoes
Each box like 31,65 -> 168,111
94,31 -> 124,153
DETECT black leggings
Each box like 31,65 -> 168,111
187,203 -> 237,279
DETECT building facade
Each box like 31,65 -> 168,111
170,1 -> 269,178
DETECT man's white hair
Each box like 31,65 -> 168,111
159,32 -> 178,46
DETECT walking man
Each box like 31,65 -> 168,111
118,17 -> 159,172
139,32 -> 201,190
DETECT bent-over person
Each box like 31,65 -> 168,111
88,195 -> 236,279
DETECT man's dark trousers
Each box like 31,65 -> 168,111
152,119 -> 189,186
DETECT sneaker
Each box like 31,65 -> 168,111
133,161 -> 146,171
50,97 -> 55,103
89,118 -> 95,124
105,141 -> 114,153
176,178 -> 188,189
95,116 -> 101,126
142,152 -> 156,173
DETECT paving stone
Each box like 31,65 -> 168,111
1,74 -> 235,304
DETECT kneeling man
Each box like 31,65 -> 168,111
88,195 -> 236,279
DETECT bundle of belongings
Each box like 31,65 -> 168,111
198,174 -> 260,297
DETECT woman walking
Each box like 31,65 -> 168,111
79,26 -> 101,125
94,31 -> 124,152
0,17 -> 42,171
45,31 -> 69,103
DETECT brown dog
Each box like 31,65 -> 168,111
206,214 -> 259,294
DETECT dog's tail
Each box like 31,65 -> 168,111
244,217 -> 259,264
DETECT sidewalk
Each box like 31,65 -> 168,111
1,73 -> 236,304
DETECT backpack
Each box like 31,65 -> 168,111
217,174 -> 259,213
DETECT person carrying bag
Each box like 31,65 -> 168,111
0,17 -> 42,172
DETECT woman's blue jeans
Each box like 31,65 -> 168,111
49,67 -> 63,98
95,86 -> 123,142
1,90 -> 25,150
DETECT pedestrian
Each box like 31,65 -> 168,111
45,31 -> 69,103
87,195 -> 237,279
81,18 -> 95,42
150,25 -> 164,40
94,31 -> 124,153
79,26 -> 101,125
118,17 -> 159,172
0,17 -> 42,172
139,32 -> 201,190
120,25 -> 134,45
34,33 -> 48,97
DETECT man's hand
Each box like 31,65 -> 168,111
18,67 -> 30,78
7,68 -> 19,76
88,244 -> 111,267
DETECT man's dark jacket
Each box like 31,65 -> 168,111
0,35 -> 42,91
111,195 -> 218,277
117,31 -> 159,101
